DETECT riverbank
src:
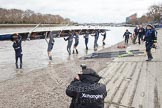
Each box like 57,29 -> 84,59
0,24 -> 66,28
102,29 -> 162,108
1,26 -> 162,107
0,26 -> 131,82
0,38 -> 126,108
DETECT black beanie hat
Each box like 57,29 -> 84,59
82,68 -> 102,78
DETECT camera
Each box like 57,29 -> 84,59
80,64 -> 87,70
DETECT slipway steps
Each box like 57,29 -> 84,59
99,61 -> 161,108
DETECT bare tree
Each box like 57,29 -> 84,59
135,3 -> 162,24
148,4 -> 161,23
0,8 -> 72,24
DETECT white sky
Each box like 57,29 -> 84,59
0,0 -> 161,23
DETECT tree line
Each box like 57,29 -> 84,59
128,4 -> 162,24
0,8 -> 71,24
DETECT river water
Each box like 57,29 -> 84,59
0,26 -> 134,82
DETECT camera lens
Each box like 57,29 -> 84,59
80,64 -> 87,70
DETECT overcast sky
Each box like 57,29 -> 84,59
0,0 -> 161,23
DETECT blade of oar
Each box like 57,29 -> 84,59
27,23 -> 41,40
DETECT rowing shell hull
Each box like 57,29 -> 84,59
0,26 -> 110,41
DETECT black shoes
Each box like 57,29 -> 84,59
16,64 -> 18,69
103,42 -> 105,46
16,64 -> 23,69
86,47 -> 88,50
20,64 -> 22,69
146,59 -> 151,61
72,50 -> 78,54
72,50 -> 75,54
146,57 -> 153,61
76,49 -> 78,54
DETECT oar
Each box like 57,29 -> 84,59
58,24 -> 69,37
27,23 -> 41,40
78,28 -> 83,35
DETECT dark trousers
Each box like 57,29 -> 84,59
138,35 -> 143,44
67,44 -> 72,55
125,38 -> 129,44
85,38 -> 88,49
73,42 -> 79,54
145,42 -> 153,59
15,54 -> 23,68
94,39 -> 98,49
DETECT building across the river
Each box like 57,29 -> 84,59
126,13 -> 137,24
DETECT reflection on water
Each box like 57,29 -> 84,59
0,26 -> 134,82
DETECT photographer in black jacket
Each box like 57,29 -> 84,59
66,65 -> 107,108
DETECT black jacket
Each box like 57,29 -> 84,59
134,27 -> 138,35
138,28 -> 145,36
66,74 -> 107,108
144,29 -> 156,42
123,32 -> 132,39
13,36 -> 22,56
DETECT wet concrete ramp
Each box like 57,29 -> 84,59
96,29 -> 162,108
98,61 -> 161,108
